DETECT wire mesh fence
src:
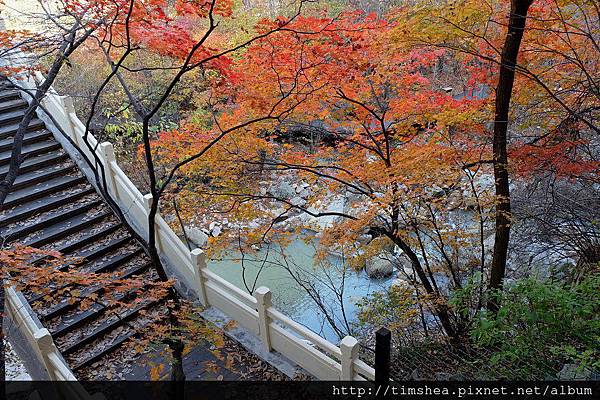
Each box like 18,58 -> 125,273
360,327 -> 596,381
388,340 -> 562,381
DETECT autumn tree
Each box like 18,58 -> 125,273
409,0 -> 599,299
149,0 -> 599,341
487,0 -> 535,309
149,9 -> 492,340
2,0 -> 329,384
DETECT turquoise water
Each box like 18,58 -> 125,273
207,238 -> 394,341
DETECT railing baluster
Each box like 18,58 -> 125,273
254,286 -> 273,352
59,95 -> 78,144
98,142 -> 117,200
340,336 -> 359,380
191,248 -> 209,306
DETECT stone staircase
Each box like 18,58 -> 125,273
0,78 -> 170,376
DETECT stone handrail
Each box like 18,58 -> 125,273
5,286 -> 77,381
6,286 -> 105,399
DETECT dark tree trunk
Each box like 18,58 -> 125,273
0,23 -> 93,206
148,202 -> 186,390
142,119 -> 187,388
386,233 -> 458,338
0,71 -> 61,207
488,0 -> 534,310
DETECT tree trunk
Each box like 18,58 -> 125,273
142,119 -> 187,387
488,0 -> 534,310
148,203 -> 186,390
0,104 -> 39,207
0,23 -> 92,206
386,232 -> 458,338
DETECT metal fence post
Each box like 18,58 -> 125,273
190,248 -> 209,306
254,286 -> 272,352
340,336 -> 359,380
375,327 -> 391,383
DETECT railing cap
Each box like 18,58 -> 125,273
254,286 -> 272,306
98,142 -> 115,160
340,336 -> 359,353
191,248 -> 204,256
61,95 -> 75,112
254,286 -> 271,296
143,193 -> 153,210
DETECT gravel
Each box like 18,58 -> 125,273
4,340 -> 32,381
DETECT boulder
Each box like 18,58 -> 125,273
295,182 -> 311,198
295,181 -> 310,193
365,255 -> 394,278
211,224 -> 222,237
558,364 -> 594,380
185,226 -> 208,248
357,234 -> 371,245
269,180 -> 295,199
290,196 -> 306,206
297,187 -> 311,199
435,372 -> 452,381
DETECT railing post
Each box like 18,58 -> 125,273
191,248 -> 209,306
254,286 -> 272,352
60,95 -> 77,143
375,327 -> 391,383
98,142 -> 117,200
34,328 -> 58,380
142,193 -> 161,251
340,336 -> 359,380
143,193 -> 153,213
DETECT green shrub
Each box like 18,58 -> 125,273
470,271 -> 600,378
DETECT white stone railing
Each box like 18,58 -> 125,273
5,286 -> 77,381
6,286 -> 105,400
6,61 -> 375,382
6,286 -> 103,399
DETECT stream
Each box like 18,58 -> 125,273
207,237 -> 394,341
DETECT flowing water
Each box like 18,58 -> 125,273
207,237 -> 394,341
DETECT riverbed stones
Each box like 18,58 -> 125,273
290,196 -> 306,206
269,180 -> 295,199
207,221 -> 223,237
211,224 -> 222,237
185,226 -> 208,248
294,181 -> 311,199
365,255 -> 394,278
558,363 -> 595,380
